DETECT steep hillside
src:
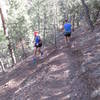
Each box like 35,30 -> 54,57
0,24 -> 100,100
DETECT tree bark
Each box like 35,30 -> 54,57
76,12 -> 80,27
37,1 -> 40,33
0,7 -> 16,65
93,10 -> 100,23
77,19 -> 80,27
72,14 -> 75,32
0,58 -> 5,72
81,0 -> 94,31
54,21 -> 57,48
8,43 -> 16,64
20,38 -> 26,59
43,11 -> 46,47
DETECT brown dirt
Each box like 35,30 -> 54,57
0,25 -> 100,100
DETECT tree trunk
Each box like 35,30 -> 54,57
8,43 -> 16,64
81,0 -> 94,31
20,38 -> 26,59
72,14 -> 75,32
76,16 -> 80,27
43,28 -> 46,47
37,1 -> 40,33
93,10 -> 100,23
77,19 -> 80,27
0,8 -> 6,35
0,58 -> 5,72
43,11 -> 46,47
0,7 -> 16,65
76,12 -> 80,27
54,25 -> 57,48
54,19 -> 57,48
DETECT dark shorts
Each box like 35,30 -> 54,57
64,32 -> 71,37
35,43 -> 42,48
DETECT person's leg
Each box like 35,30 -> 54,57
38,43 -> 43,56
38,47 -> 41,55
38,47 -> 43,56
33,46 -> 37,63
34,47 -> 37,57
67,36 -> 70,43
64,36 -> 68,44
67,33 -> 71,43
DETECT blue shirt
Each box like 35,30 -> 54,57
35,36 -> 40,44
64,23 -> 71,32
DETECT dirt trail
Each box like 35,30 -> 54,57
0,26 -> 100,100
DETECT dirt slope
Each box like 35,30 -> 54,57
0,25 -> 100,100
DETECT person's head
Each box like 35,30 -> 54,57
34,31 -> 38,37
65,19 -> 68,23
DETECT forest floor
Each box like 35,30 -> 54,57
0,23 -> 100,100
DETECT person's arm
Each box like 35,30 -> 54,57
61,26 -> 64,31
70,24 -> 72,32
33,37 -> 36,44
39,37 -> 42,44
61,21 -> 65,31
59,24 -> 64,32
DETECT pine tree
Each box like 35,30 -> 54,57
81,0 -> 94,31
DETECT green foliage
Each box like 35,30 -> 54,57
0,0 -> 99,70
0,32 -> 6,42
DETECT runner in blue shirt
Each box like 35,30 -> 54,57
33,31 -> 43,64
63,19 -> 72,43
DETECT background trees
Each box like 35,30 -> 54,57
0,0 -> 100,72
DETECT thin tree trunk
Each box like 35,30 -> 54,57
20,38 -> 26,59
0,8 -> 6,35
76,16 -> 80,27
72,14 -> 75,32
0,58 -> 5,72
54,24 -> 57,48
76,12 -> 80,27
93,10 -> 100,23
54,5 -> 57,48
43,27 -> 46,46
8,43 -> 16,64
37,1 -> 40,33
81,0 -> 94,31
0,7 -> 16,65
43,10 -> 46,47
77,19 -> 80,27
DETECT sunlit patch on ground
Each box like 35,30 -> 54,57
48,69 -> 70,80
5,78 -> 25,89
41,96 -> 49,100
64,70 -> 70,78
48,52 -> 64,63
61,94 -> 71,100
49,63 -> 67,72
54,91 -> 63,96
96,32 -> 100,36
91,87 -> 100,98
6,79 -> 17,88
